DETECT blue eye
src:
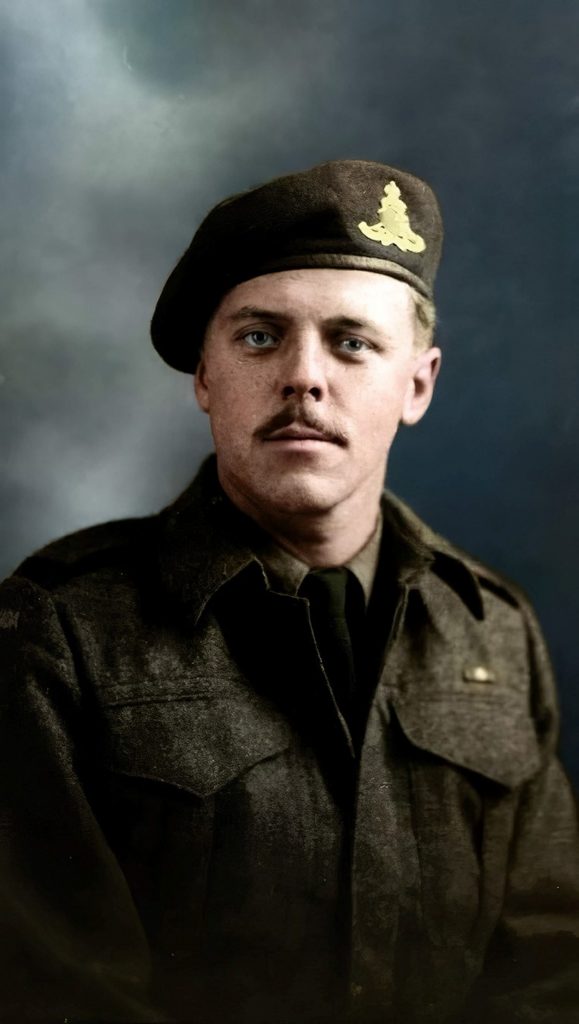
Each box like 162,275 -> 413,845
339,337 -> 369,354
242,330 -> 277,349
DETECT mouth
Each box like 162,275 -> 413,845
262,429 -> 342,454
264,427 -> 335,444
257,409 -> 348,451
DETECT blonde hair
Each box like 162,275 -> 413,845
411,289 -> 437,349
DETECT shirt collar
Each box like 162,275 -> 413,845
157,455 -> 485,626
255,512 -> 383,605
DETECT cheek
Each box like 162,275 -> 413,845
355,379 -> 408,435
208,374 -> 267,442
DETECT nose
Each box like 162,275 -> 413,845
279,333 -> 326,402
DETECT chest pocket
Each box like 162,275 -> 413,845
99,686 -> 292,797
93,686 -> 294,959
390,687 -> 541,789
387,686 -> 541,949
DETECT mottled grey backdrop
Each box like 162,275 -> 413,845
1,1 -> 578,782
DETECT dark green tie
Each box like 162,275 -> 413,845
300,568 -> 357,725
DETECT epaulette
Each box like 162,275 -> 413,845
13,515 -> 158,590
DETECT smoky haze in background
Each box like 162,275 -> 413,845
1,0 -> 578,781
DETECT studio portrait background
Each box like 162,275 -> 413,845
1,1 -> 578,785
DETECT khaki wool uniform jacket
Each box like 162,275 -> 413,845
1,456 -> 578,1023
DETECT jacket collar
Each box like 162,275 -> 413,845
157,455 -> 485,626
380,490 -> 485,619
157,456 -> 264,626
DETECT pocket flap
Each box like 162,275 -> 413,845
102,694 -> 292,798
390,692 -> 541,788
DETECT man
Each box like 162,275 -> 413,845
1,160 -> 578,1023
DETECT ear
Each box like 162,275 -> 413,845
401,346 -> 442,426
194,352 -> 211,414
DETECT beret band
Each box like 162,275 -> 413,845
251,253 -> 431,298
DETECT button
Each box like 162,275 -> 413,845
463,665 -> 496,683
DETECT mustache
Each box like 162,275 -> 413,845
255,404 -> 348,446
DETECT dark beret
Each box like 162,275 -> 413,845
150,159 -> 443,373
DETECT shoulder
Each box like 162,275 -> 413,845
444,537 -> 535,615
0,515 -> 166,677
383,488 -> 536,617
5,515 -> 160,595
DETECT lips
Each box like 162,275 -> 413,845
264,426 -> 332,443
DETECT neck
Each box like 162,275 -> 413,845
219,471 -> 384,568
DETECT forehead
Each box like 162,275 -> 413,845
211,268 -> 414,326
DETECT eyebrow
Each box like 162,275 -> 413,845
226,306 -> 385,334
324,315 -> 382,333
226,306 -> 292,323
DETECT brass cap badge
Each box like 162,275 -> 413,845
358,180 -> 426,254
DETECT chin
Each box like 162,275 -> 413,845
251,473 -> 344,518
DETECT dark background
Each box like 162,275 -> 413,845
1,1 -> 578,783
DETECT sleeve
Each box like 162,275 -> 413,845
462,596 -> 579,1023
0,576 -> 165,1023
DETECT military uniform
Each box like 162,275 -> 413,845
3,159 -> 579,1021
1,456 -> 578,1023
